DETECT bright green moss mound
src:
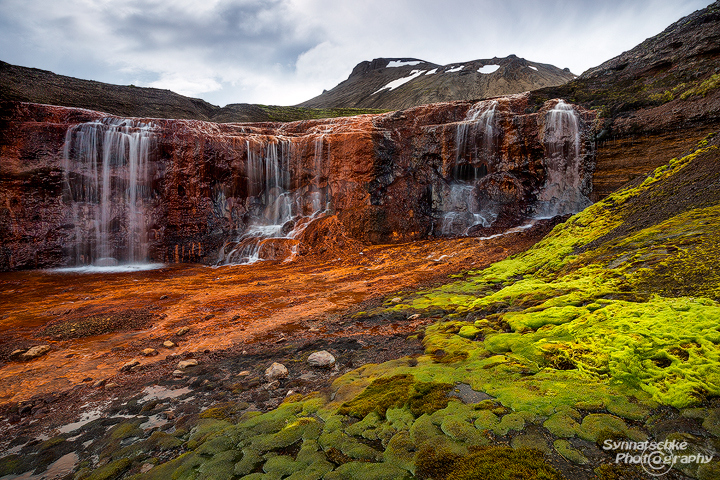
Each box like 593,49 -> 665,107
386,140 -> 720,409
337,374 -> 453,418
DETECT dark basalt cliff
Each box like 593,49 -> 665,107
298,55 -> 576,110
0,95 -> 595,271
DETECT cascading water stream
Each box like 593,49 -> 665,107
222,134 -> 332,265
61,118 -> 155,267
440,100 -> 498,235
535,99 -> 591,218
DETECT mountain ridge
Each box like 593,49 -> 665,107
297,55 -> 575,110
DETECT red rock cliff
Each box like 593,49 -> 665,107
0,94 -> 595,270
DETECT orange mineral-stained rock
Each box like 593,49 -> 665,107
0,94 -> 595,271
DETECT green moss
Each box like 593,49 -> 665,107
337,375 -> 452,418
416,446 -> 564,480
234,448 -> 263,476
0,455 -> 22,477
323,461 -> 411,480
145,431 -> 183,451
578,414 -> 647,444
553,439 -> 589,465
510,434 -> 551,454
87,458 -> 132,480
199,401 -> 249,420
494,412 -> 527,436
680,73 -> 720,99
108,421 -> 143,441
318,430 -> 381,462
544,411 -> 581,438
383,431 -> 416,473
257,105 -> 389,123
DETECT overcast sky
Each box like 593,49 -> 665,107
0,0 -> 711,106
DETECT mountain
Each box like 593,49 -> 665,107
0,61 -> 386,123
298,55 -> 576,110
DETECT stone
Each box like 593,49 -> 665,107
177,359 -> 198,370
142,348 -> 158,356
19,345 -> 51,361
307,350 -> 336,368
120,359 -> 140,372
265,362 -> 288,380
105,382 -> 119,388
163,341 -> 175,348
176,327 -> 190,336
92,379 -> 106,388
390,297 -> 402,303
172,370 -> 184,377
237,370 -> 251,377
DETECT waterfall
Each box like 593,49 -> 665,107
62,118 -> 155,266
535,100 -> 591,218
222,135 -> 331,265
439,100 -> 498,235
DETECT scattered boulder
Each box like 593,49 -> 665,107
265,362 -> 288,380
176,327 -> 190,336
177,359 -> 198,370
121,359 -> 140,372
163,341 -> 175,348
308,350 -> 336,368
19,345 -> 51,361
142,348 -> 158,356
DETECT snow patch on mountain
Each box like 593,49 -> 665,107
478,65 -> 500,74
372,70 -> 427,94
387,60 -> 422,67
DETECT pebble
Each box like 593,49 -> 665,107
237,370 -> 251,377
408,313 -> 421,320
163,341 -> 176,348
177,359 -> 198,370
105,382 -> 119,389
308,350 -> 336,368
19,345 -> 51,361
391,297 -> 402,303
92,379 -> 106,388
172,370 -> 184,378
142,348 -> 158,356
120,359 -> 140,372
265,362 -> 288,380
176,327 -> 190,336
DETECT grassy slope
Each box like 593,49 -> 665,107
59,138 -> 720,479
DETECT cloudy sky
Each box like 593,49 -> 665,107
0,0 -> 711,106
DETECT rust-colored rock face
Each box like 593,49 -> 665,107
0,94 -> 595,271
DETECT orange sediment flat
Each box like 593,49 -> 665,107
0,225 -> 552,404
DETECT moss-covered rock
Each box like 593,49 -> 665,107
553,439 -> 589,465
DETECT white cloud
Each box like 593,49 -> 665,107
0,0 -> 712,106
